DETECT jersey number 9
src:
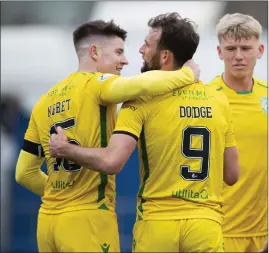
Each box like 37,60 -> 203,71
180,126 -> 211,181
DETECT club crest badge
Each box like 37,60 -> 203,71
260,96 -> 268,114
98,74 -> 114,82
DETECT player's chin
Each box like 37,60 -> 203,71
232,70 -> 248,78
141,64 -> 148,73
115,69 -> 122,75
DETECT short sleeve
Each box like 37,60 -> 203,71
113,98 -> 149,140
24,108 -> 40,144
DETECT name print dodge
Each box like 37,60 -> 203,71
179,106 -> 212,119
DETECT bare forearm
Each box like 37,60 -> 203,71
62,143 -> 110,173
50,131 -> 136,174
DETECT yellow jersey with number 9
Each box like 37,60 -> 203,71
24,72 -> 119,214
114,81 -> 236,224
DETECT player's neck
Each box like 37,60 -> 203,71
78,62 -> 97,73
161,65 -> 174,71
223,72 -> 254,93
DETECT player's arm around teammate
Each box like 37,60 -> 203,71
15,68 -> 200,196
50,126 -> 135,174
49,12 -> 239,184
15,49 -> 199,197
100,59 -> 200,104
48,13 -> 240,252
49,107 -> 239,185
15,18 -> 202,253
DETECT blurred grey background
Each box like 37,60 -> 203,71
1,1 -> 268,252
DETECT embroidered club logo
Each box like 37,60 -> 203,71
260,96 -> 268,114
98,74 -> 114,82
100,243 -> 110,253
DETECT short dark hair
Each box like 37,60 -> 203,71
73,20 -> 127,51
148,12 -> 200,68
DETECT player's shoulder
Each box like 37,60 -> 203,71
207,74 -> 224,90
31,73 -> 78,112
44,72 -> 85,97
91,72 -> 119,97
120,97 -> 151,115
254,77 -> 268,90
205,84 -> 227,97
205,75 -> 229,100
49,72 -> 98,94
123,96 -> 151,107
252,77 -> 267,98
30,93 -> 47,117
204,82 -> 230,107
92,72 -> 119,85
94,72 -> 115,81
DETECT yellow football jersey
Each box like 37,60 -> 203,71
114,81 -> 236,224
208,75 -> 268,237
24,72 -> 119,214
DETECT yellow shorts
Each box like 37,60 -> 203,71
37,209 -> 120,252
223,236 -> 268,252
132,219 -> 224,252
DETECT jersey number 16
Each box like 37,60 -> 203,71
49,118 -> 81,172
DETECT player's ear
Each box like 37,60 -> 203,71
160,50 -> 170,65
217,45 -> 224,60
89,44 -> 99,61
257,44 -> 264,59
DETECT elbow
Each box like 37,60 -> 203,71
104,158 -> 123,175
223,147 -> 240,186
224,165 -> 240,186
225,176 -> 238,186
234,167 -> 240,184
15,171 -> 25,186
232,167 -> 240,185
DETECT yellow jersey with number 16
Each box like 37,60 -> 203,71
24,72 -> 119,214
23,67 -> 196,214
